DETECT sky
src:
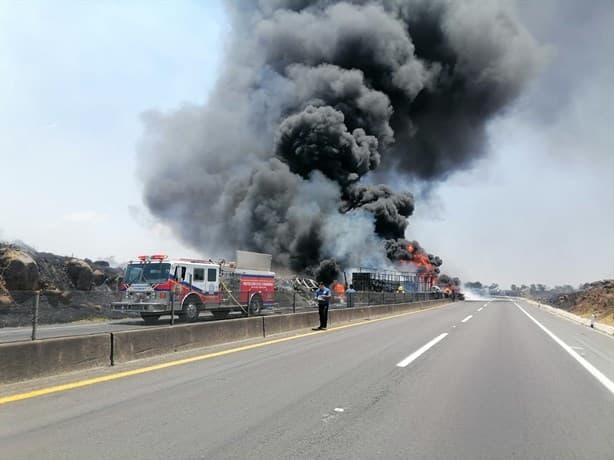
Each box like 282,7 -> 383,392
1,0 -> 612,288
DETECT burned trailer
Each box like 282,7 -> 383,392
351,269 -> 434,293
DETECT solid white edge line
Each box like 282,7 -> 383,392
396,333 -> 448,368
461,315 -> 473,323
514,302 -> 614,395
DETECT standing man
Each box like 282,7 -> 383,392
345,284 -> 356,308
313,282 -> 331,330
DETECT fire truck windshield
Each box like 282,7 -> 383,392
124,263 -> 171,284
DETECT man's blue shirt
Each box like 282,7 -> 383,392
315,287 -> 331,304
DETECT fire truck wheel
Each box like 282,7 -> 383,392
181,301 -> 200,322
248,295 -> 263,315
141,314 -> 160,325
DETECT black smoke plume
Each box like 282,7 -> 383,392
139,0 -> 543,275
385,239 -> 442,274
313,258 -> 341,285
438,274 -> 462,290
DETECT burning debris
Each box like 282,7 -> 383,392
437,273 -> 462,296
385,239 -> 441,269
139,1 -> 543,278
384,239 -> 442,285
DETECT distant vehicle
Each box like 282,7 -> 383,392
429,285 -> 443,298
112,251 -> 275,324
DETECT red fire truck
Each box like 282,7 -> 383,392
112,251 -> 275,324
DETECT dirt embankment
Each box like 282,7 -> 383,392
0,244 -> 320,327
0,243 -> 129,327
535,280 -> 614,326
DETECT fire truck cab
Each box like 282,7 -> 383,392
112,251 -> 275,324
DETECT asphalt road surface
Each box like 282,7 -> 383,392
0,319 -> 146,343
0,312 -> 248,343
2,299 -> 613,459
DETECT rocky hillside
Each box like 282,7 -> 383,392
536,280 -> 614,326
0,243 -> 129,327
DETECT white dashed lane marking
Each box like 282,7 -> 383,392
396,333 -> 448,368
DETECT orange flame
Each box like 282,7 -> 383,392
332,282 -> 345,299
404,244 -> 437,286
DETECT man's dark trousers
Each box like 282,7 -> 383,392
318,302 -> 329,329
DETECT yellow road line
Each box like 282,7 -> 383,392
0,302 -> 450,405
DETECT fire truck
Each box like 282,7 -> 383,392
112,251 -> 275,324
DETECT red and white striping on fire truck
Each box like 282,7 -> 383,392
112,251 -> 275,324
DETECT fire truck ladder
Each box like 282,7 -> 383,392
218,278 -> 248,314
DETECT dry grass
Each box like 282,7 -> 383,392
568,281 -> 614,326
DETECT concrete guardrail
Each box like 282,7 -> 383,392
262,311 -> 319,337
0,333 -> 111,384
112,316 -> 264,364
2,299 -> 453,383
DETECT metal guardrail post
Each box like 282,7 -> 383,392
170,292 -> 175,326
31,290 -> 40,340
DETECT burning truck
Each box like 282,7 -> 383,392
437,274 -> 465,301
112,251 -> 275,323
351,270 -> 433,293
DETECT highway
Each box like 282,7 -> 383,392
0,319 -> 145,343
1,299 -> 613,459
0,313 -> 246,343
0,305 -> 341,342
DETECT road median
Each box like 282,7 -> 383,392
0,334 -> 111,384
2,299 -> 454,383
112,317 -> 264,363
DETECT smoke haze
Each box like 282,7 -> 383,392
139,0 -> 544,275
